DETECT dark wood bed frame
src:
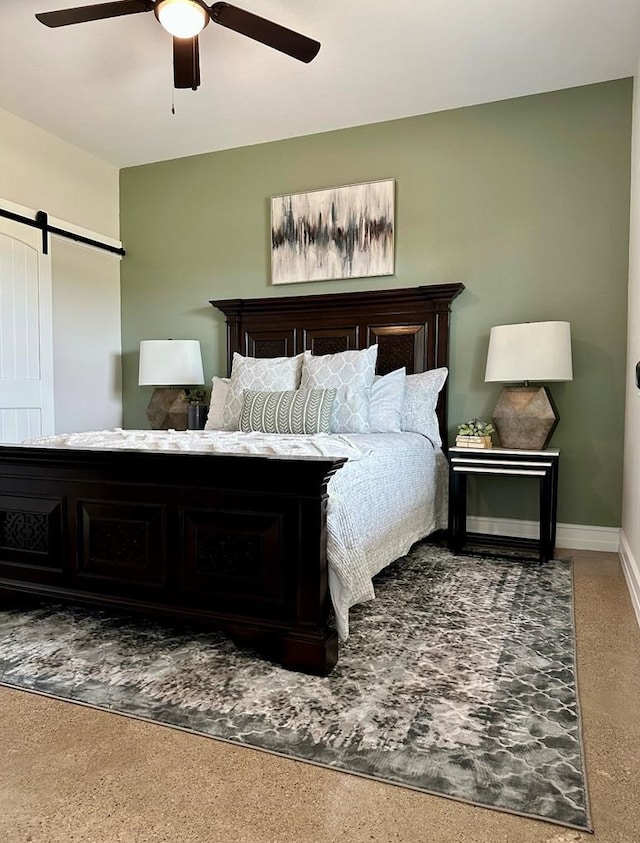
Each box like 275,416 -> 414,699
0,284 -> 463,674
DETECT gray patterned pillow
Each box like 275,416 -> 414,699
222,353 -> 305,431
401,368 -> 448,446
240,388 -> 336,434
300,345 -> 378,433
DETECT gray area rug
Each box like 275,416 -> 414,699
0,543 -> 591,831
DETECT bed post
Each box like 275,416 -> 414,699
279,464 -> 341,674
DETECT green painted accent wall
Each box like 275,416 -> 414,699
120,79 -> 632,528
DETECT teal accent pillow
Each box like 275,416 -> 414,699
240,388 -> 337,435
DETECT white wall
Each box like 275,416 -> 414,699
0,106 -> 119,237
621,69 -> 640,625
51,240 -> 122,432
0,107 -> 122,431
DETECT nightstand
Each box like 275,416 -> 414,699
448,447 -> 560,562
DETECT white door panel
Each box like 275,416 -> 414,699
2,378 -> 44,404
0,408 -> 41,442
0,218 -> 54,443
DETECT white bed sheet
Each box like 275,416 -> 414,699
20,429 -> 447,641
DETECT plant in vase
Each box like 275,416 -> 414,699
183,389 -> 209,430
456,418 -> 494,449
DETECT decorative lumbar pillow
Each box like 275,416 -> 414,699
401,367 -> 448,446
204,376 -> 230,431
222,353 -> 305,431
300,345 -> 378,433
368,367 -> 406,433
240,388 -> 336,435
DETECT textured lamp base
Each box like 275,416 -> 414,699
146,388 -> 188,430
492,386 -> 558,450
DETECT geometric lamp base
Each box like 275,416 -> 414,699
491,385 -> 559,450
146,387 -> 188,430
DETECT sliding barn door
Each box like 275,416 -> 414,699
0,218 -> 54,442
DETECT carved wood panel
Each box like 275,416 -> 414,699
88,520 -> 148,567
303,327 -> 357,356
1,512 -> 48,553
181,507 -> 286,608
369,326 -> 425,375
245,331 -> 296,359
78,501 -> 166,586
195,531 -> 262,579
0,495 -> 62,571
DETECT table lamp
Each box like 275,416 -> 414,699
484,321 -> 573,450
138,339 -> 205,430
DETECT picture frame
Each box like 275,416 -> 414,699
270,178 -> 395,285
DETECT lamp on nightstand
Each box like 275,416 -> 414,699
138,339 -> 205,430
484,321 -> 573,450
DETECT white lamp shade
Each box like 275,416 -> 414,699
485,321 -> 573,383
138,339 -> 205,386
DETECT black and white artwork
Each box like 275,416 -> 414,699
271,179 -> 395,285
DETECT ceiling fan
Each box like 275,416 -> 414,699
36,0 -> 321,91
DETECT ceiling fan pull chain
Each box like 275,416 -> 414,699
171,87 -> 176,116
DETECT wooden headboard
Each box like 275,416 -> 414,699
211,284 -> 464,445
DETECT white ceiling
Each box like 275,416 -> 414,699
1,0 -> 639,168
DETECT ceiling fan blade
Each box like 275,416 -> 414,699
209,3 -> 320,63
173,35 -> 201,90
36,0 -> 153,28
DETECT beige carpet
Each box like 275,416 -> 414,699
0,549 -> 638,843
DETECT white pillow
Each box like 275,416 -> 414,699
222,353 -> 305,431
300,345 -> 378,433
368,368 -> 406,433
401,368 -> 448,447
204,376 -> 230,431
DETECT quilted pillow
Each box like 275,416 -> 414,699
300,345 -> 378,433
401,367 -> 448,446
368,368 -> 406,433
222,353 -> 305,431
240,388 -> 336,434
204,376 -> 230,431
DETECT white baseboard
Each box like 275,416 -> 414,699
619,532 -> 640,628
465,516 -> 621,553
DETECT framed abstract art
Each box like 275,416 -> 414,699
271,179 -> 395,285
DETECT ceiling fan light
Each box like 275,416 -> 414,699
156,0 -> 208,38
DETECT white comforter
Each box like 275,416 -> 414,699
24,428 -> 371,460
325,433 -> 447,638
21,429 -> 447,639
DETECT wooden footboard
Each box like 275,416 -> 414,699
0,445 -> 345,675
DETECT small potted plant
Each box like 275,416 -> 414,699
456,418 -> 494,449
183,389 -> 209,430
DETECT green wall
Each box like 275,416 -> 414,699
120,79 -> 632,528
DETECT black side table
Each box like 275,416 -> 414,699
448,446 -> 560,562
